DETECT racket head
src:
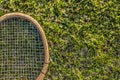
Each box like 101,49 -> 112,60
0,13 -> 49,80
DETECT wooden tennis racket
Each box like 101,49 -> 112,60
0,13 -> 49,80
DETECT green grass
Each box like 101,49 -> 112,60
0,0 -> 120,80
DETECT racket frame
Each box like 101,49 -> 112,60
0,13 -> 49,80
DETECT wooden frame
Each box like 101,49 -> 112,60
0,13 -> 49,80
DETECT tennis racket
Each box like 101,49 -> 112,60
0,13 -> 49,80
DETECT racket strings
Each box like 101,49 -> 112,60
0,17 -> 44,80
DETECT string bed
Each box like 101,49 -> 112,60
0,17 -> 44,80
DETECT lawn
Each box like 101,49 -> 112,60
0,0 -> 120,80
